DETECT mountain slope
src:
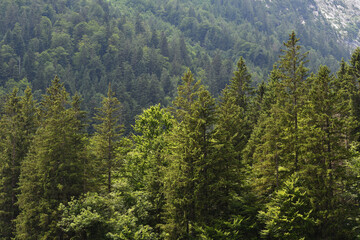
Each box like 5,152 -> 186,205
0,0 -> 358,132
314,0 -> 360,48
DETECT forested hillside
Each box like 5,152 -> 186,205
1,31 -> 360,239
0,0 -> 353,130
2,0 -> 360,239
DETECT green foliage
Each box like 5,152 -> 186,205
0,0 -> 351,131
92,83 -> 124,193
0,87 -> 36,239
0,1 -> 359,237
249,32 -> 309,198
163,70 -> 216,239
59,192 -> 159,240
299,65 -> 357,239
125,104 -> 173,232
258,174 -> 316,239
16,76 -> 87,239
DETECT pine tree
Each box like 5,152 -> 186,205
16,76 -> 87,239
92,83 -> 123,193
163,70 -> 216,239
0,87 -> 36,239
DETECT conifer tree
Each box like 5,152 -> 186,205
277,31 -> 308,170
258,174 -> 316,239
0,87 -> 36,239
246,66 -> 285,198
205,57 -> 259,238
213,57 -> 253,213
299,66 -> 356,239
348,49 -> 360,141
92,83 -> 123,193
248,32 -> 308,199
163,70 -> 216,239
350,47 -> 360,79
228,57 -> 253,111
16,76 -> 86,239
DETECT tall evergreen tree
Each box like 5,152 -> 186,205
92,83 -> 123,193
248,32 -> 309,199
299,66 -> 356,239
348,49 -> 360,141
227,57 -> 253,111
16,76 -> 87,239
202,57 -> 258,238
213,56 -> 253,212
163,70 -> 216,239
277,31 -> 308,171
0,87 -> 36,239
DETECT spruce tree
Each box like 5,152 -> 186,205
248,32 -> 308,198
215,57 -> 253,209
206,57 -> 258,238
258,174 -> 316,239
277,31 -> 308,171
299,66 -> 356,239
227,57 -> 253,111
350,47 -> 360,79
92,83 -> 123,193
163,70 -> 216,239
348,49 -> 360,141
0,87 -> 36,239
16,76 -> 86,239
245,66 -> 285,198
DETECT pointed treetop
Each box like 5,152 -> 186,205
222,57 -> 253,110
40,76 -> 69,117
350,47 -> 360,77
107,82 -> 113,97
279,31 -> 308,66
283,31 -> 299,49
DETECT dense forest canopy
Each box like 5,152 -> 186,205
1,0 -> 360,239
0,0 -> 352,131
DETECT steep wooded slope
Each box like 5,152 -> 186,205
0,0 -> 356,131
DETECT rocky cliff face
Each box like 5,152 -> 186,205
256,0 -> 359,51
313,0 -> 360,48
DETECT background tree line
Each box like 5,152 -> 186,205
2,32 -> 360,239
0,0 -> 352,133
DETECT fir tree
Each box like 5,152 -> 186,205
92,83 -> 123,193
259,174 -> 316,239
0,87 -> 36,239
248,32 -> 309,199
245,66 -> 285,198
299,66 -> 356,239
163,70 -> 216,239
277,31 -> 308,171
206,57 -> 258,238
16,76 -> 87,239
213,56 -> 253,212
